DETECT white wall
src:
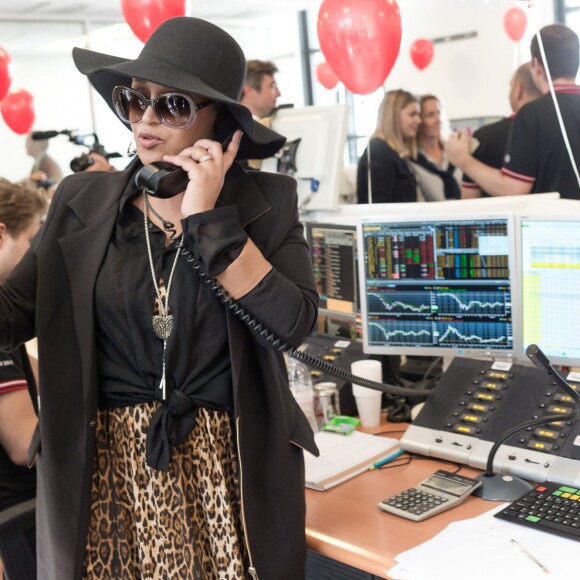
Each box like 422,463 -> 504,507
388,0 -> 556,119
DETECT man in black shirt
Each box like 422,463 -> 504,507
462,63 -> 542,198
447,24 -> 580,200
0,179 -> 46,575
0,346 -> 38,511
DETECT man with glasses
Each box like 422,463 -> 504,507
239,60 -> 282,170
241,60 -> 281,120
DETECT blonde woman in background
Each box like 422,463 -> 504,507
411,94 -> 462,201
356,89 -> 421,204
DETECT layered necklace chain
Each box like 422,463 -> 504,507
142,190 -> 183,400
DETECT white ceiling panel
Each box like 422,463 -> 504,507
0,0 -> 320,22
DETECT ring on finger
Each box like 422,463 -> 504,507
198,153 -> 212,163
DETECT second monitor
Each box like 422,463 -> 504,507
261,104 -> 349,212
358,214 -> 517,358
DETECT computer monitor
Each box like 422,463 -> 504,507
358,214 -> 517,357
307,193 -> 562,225
517,214 -> 580,366
449,115 -> 503,132
261,104 -> 349,212
306,222 -> 359,340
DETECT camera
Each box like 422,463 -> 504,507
68,133 -> 122,173
70,144 -> 110,173
31,130 -> 121,173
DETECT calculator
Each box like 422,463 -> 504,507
378,470 -> 482,521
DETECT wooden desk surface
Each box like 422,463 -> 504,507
305,421 -> 503,579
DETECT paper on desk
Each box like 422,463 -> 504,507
388,504 -> 578,580
304,431 -> 398,491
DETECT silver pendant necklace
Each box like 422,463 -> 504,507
142,190 -> 183,400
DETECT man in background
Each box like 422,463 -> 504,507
0,178 -> 47,575
447,24 -> 580,199
25,133 -> 63,187
461,62 -> 542,198
241,59 -> 281,119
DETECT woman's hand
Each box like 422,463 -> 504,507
163,129 -> 243,217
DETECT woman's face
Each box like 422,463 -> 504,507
399,102 -> 421,138
419,98 -> 442,139
130,80 -> 217,166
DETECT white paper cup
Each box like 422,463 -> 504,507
351,360 -> 383,428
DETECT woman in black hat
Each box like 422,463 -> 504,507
0,17 -> 318,580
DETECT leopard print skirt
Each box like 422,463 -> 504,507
82,402 -> 249,579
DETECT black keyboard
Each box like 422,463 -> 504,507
495,482 -> 580,542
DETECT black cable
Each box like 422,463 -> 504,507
386,400 -> 411,423
375,429 -> 407,436
375,452 -> 463,474
421,356 -> 442,382
484,410 -> 577,476
148,209 -> 432,400
169,227 -> 431,399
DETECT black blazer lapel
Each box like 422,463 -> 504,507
57,168 -> 134,402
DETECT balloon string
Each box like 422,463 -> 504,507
536,29 -> 580,190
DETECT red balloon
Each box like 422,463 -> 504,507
121,0 -> 186,43
317,0 -> 402,95
504,7 -> 527,42
410,39 -> 434,71
1,90 -> 35,135
0,47 -> 12,101
316,61 -> 339,90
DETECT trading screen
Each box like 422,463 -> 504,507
361,217 -> 514,353
520,218 -> 580,364
308,224 -> 360,340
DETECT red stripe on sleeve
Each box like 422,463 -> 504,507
0,379 -> 28,395
501,167 -> 536,183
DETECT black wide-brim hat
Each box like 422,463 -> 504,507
72,17 -> 285,160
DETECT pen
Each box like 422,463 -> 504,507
510,538 -> 549,574
370,449 -> 404,470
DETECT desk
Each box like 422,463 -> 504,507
305,420 -> 503,579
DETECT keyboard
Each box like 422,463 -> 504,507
495,481 -> 580,542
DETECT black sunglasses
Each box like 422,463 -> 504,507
112,86 -> 214,129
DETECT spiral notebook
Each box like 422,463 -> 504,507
304,431 -> 399,491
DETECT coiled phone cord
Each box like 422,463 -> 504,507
155,218 -> 429,399
143,197 -> 428,399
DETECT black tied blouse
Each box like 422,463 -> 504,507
94,182 -> 247,472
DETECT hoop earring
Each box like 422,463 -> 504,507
127,139 -> 137,157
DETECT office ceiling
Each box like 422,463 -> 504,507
0,0 -> 320,23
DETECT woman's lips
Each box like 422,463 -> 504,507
138,132 -> 163,149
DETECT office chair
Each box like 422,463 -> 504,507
0,499 -> 36,580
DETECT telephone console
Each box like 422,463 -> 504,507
301,334 -> 410,417
300,335 -> 366,416
400,357 -> 580,487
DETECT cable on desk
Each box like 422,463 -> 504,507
375,429 -> 407,436
385,399 -> 411,423
377,453 -> 463,474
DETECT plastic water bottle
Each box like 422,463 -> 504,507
286,355 -> 318,432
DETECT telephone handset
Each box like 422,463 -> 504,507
134,132 -> 236,198
135,162 -> 188,198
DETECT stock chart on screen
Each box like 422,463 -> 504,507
360,216 -> 515,356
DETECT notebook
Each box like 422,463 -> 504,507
304,431 -> 399,491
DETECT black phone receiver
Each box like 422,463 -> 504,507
134,132 -> 237,198
135,162 -> 188,198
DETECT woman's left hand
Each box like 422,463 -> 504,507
163,129 -> 243,217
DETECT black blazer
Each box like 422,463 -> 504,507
357,137 -> 417,204
0,162 -> 319,579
